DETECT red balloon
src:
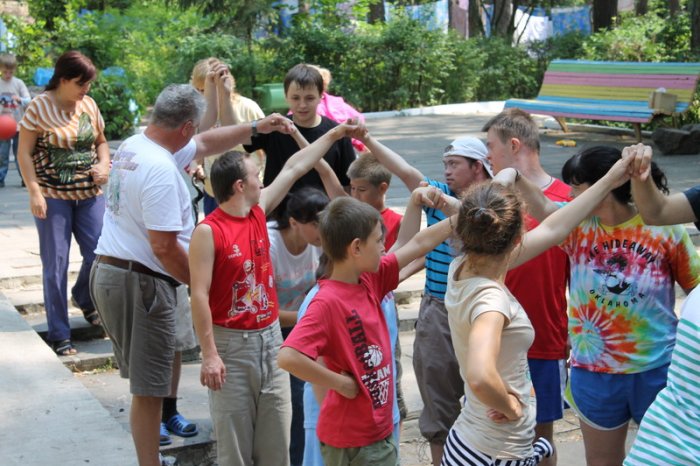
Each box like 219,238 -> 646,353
0,114 -> 17,140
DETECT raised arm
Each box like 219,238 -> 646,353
189,225 -> 226,391
291,128 -> 347,199
199,66 -> 219,132
194,113 -> 295,158
493,168 -> 559,222
360,132 -> 424,191
260,123 -> 358,213
509,154 -> 633,268
628,144 -> 697,225
393,214 -> 456,270
215,65 -> 238,127
391,185 -> 443,252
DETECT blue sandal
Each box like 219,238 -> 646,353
165,413 -> 198,438
159,422 -> 172,446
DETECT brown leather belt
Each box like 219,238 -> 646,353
95,255 -> 180,287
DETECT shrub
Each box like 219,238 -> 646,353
90,73 -> 140,139
474,37 -> 539,101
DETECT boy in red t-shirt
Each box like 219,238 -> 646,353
347,153 -> 403,250
347,152 -> 408,424
189,122 -> 359,466
278,195 -> 455,465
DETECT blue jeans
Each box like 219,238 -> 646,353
35,195 -> 105,342
0,132 -> 19,183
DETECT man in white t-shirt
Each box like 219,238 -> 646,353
90,84 -> 295,466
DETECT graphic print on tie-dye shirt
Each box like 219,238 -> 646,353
561,214 -> 700,374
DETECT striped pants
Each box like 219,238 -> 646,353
441,429 -> 553,466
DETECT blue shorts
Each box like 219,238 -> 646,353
565,365 -> 669,430
529,358 -> 566,423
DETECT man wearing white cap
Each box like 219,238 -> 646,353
356,130 -> 491,466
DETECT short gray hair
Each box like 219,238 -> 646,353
150,84 -> 205,129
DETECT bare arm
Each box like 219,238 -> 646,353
628,144 -> 696,225
18,127 -> 46,219
147,229 -> 189,285
493,168 -> 559,222
291,128 -> 347,199
278,347 -> 358,399
399,257 -> 425,283
391,185 -> 444,252
189,225 -> 227,391
361,133 -> 424,191
278,310 -> 298,328
199,69 -> 218,132
216,67 -> 237,127
90,132 -> 111,186
509,154 -> 633,269
260,124 -> 356,214
193,113 -> 295,158
393,214 -> 456,270
466,311 -> 523,422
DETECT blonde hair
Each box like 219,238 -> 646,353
190,57 -> 237,95
309,65 -> 331,92
0,53 -> 17,69
347,152 -> 392,187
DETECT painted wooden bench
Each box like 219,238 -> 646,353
504,59 -> 700,141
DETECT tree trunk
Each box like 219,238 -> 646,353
593,0 -> 617,31
669,0 -> 680,16
635,0 -> 648,15
368,1 -> 385,24
468,0 -> 483,37
491,0 -> 512,38
691,0 -> 700,53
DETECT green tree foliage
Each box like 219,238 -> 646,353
88,73 -> 139,139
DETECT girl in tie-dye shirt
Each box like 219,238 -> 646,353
559,146 -> 700,466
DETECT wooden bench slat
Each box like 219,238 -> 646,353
549,60 -> 700,75
505,98 -> 687,115
530,95 -> 689,111
504,99 -> 657,122
544,73 -> 698,90
539,84 -> 694,101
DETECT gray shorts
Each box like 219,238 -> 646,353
413,294 -> 464,444
90,262 -> 176,397
174,285 -> 197,352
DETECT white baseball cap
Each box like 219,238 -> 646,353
443,137 -> 493,178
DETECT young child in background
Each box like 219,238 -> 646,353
0,53 -> 30,187
308,66 -> 366,153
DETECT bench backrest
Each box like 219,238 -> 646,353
539,60 -> 700,111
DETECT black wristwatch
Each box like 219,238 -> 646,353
251,119 -> 259,138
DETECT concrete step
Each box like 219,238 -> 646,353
22,309 -> 107,342
0,292 -> 138,465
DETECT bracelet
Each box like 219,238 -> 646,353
448,215 -> 455,231
251,119 -> 259,138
